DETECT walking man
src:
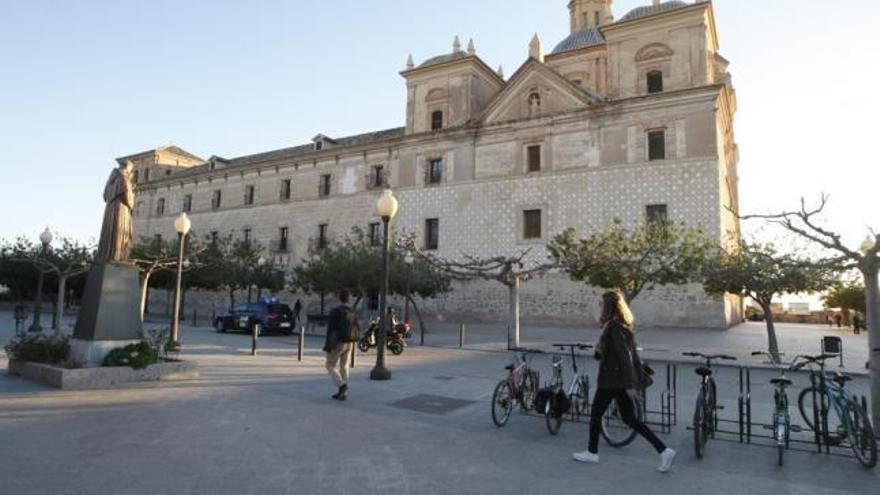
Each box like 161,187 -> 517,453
323,290 -> 359,401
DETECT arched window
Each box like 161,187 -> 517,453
431,110 -> 443,130
647,71 -> 663,93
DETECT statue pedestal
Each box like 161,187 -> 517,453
72,262 -> 143,367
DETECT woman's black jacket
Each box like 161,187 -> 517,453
595,321 -> 641,390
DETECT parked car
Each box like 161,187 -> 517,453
215,302 -> 295,335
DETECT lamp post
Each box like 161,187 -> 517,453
170,213 -> 191,345
403,253 -> 416,343
371,188 -> 398,381
861,236 -> 876,255
29,227 -> 53,333
256,256 -> 266,301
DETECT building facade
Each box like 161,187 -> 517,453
132,0 -> 742,327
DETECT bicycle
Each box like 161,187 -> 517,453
491,347 -> 542,427
752,351 -> 801,467
794,354 -> 877,468
542,344 -> 593,435
683,351 -> 737,459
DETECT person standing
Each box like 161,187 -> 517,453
323,290 -> 359,401
573,291 -> 676,473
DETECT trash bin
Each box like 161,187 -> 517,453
821,336 -> 844,366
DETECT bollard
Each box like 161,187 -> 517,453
192,308 -> 197,326
251,323 -> 258,356
297,325 -> 305,362
459,323 -> 465,348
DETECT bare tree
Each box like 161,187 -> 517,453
739,194 -> 880,430
401,237 -> 558,348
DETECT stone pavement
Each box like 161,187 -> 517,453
0,319 -> 877,495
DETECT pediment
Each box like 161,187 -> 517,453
479,60 -> 598,125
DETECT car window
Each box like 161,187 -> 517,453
269,304 -> 292,315
234,304 -> 248,313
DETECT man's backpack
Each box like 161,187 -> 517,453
340,308 -> 360,343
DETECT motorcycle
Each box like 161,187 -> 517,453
358,310 -> 411,355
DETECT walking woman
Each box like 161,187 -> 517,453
573,291 -> 676,473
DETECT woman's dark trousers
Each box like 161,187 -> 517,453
588,388 -> 666,454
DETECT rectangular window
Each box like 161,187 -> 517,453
373,166 -> 385,188
278,227 -> 289,252
523,210 -> 542,239
156,198 -> 165,216
369,222 -> 381,246
318,224 -> 328,249
319,174 -> 331,197
647,71 -> 664,94
646,204 -> 669,223
244,185 -> 255,205
527,145 -> 541,172
243,228 -> 251,244
427,159 -> 443,184
431,111 -> 443,131
648,130 -> 666,161
144,168 -> 151,182
133,170 -> 139,183
315,141 -> 323,151
280,179 -> 292,201
425,218 -> 439,250
183,194 -> 192,213
212,190 -> 222,210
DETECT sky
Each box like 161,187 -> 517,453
1,0 -> 878,254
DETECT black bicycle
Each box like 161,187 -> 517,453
683,351 -> 737,459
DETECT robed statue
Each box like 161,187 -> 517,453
96,160 -> 135,263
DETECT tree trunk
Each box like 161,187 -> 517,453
320,291 -> 325,315
861,267 -> 880,435
228,289 -> 235,311
760,301 -> 782,364
408,294 -> 427,336
140,270 -> 154,320
508,277 -> 521,349
54,274 -> 66,336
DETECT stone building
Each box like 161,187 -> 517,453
131,0 -> 742,327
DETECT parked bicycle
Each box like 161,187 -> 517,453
491,347 -> 542,427
752,351 -> 802,466
540,344 -> 592,435
794,354 -> 877,468
683,351 -> 737,458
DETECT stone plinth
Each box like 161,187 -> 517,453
7,359 -> 199,390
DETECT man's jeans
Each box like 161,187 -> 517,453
325,342 -> 354,388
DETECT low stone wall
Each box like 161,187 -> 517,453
7,359 -> 199,390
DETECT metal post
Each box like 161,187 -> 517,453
192,308 -> 197,326
29,249 -> 47,332
170,232 -> 186,345
370,216 -> 392,381
459,323 -> 465,348
297,325 -> 304,362
251,323 -> 258,356
506,325 -> 510,351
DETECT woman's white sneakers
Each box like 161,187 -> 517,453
572,451 -> 600,464
572,448 -> 676,473
657,448 -> 677,473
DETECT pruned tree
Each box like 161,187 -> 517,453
738,194 -> 880,427
548,219 -> 713,303
703,241 -> 835,363
401,236 -> 557,348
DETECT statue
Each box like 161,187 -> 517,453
528,92 -> 541,117
96,160 -> 135,263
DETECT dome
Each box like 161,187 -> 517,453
619,1 -> 689,22
551,27 -> 605,55
418,51 -> 467,69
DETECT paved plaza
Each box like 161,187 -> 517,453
1,315 -> 877,494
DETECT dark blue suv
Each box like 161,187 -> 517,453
214,302 -> 295,335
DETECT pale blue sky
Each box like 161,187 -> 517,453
1,0 -> 878,252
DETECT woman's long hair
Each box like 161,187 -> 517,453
599,291 -> 634,330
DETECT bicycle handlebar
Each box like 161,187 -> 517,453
551,343 -> 594,350
682,351 -> 737,361
510,347 -> 544,354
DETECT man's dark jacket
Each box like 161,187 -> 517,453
323,304 -> 353,352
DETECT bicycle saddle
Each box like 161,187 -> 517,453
770,377 -> 792,387
830,372 -> 852,386
695,367 -> 713,377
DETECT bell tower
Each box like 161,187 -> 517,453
568,0 -> 613,33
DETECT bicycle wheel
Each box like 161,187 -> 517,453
521,370 -> 539,412
545,399 -> 562,435
797,386 -> 822,431
491,381 -> 513,427
570,378 -> 589,419
601,399 -> 640,448
693,391 -> 708,459
844,400 -> 878,469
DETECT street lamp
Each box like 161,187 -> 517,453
170,212 -> 191,345
256,257 -> 266,300
29,227 -> 53,332
403,253 -> 417,343
861,235 -> 876,254
371,188 -> 398,381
